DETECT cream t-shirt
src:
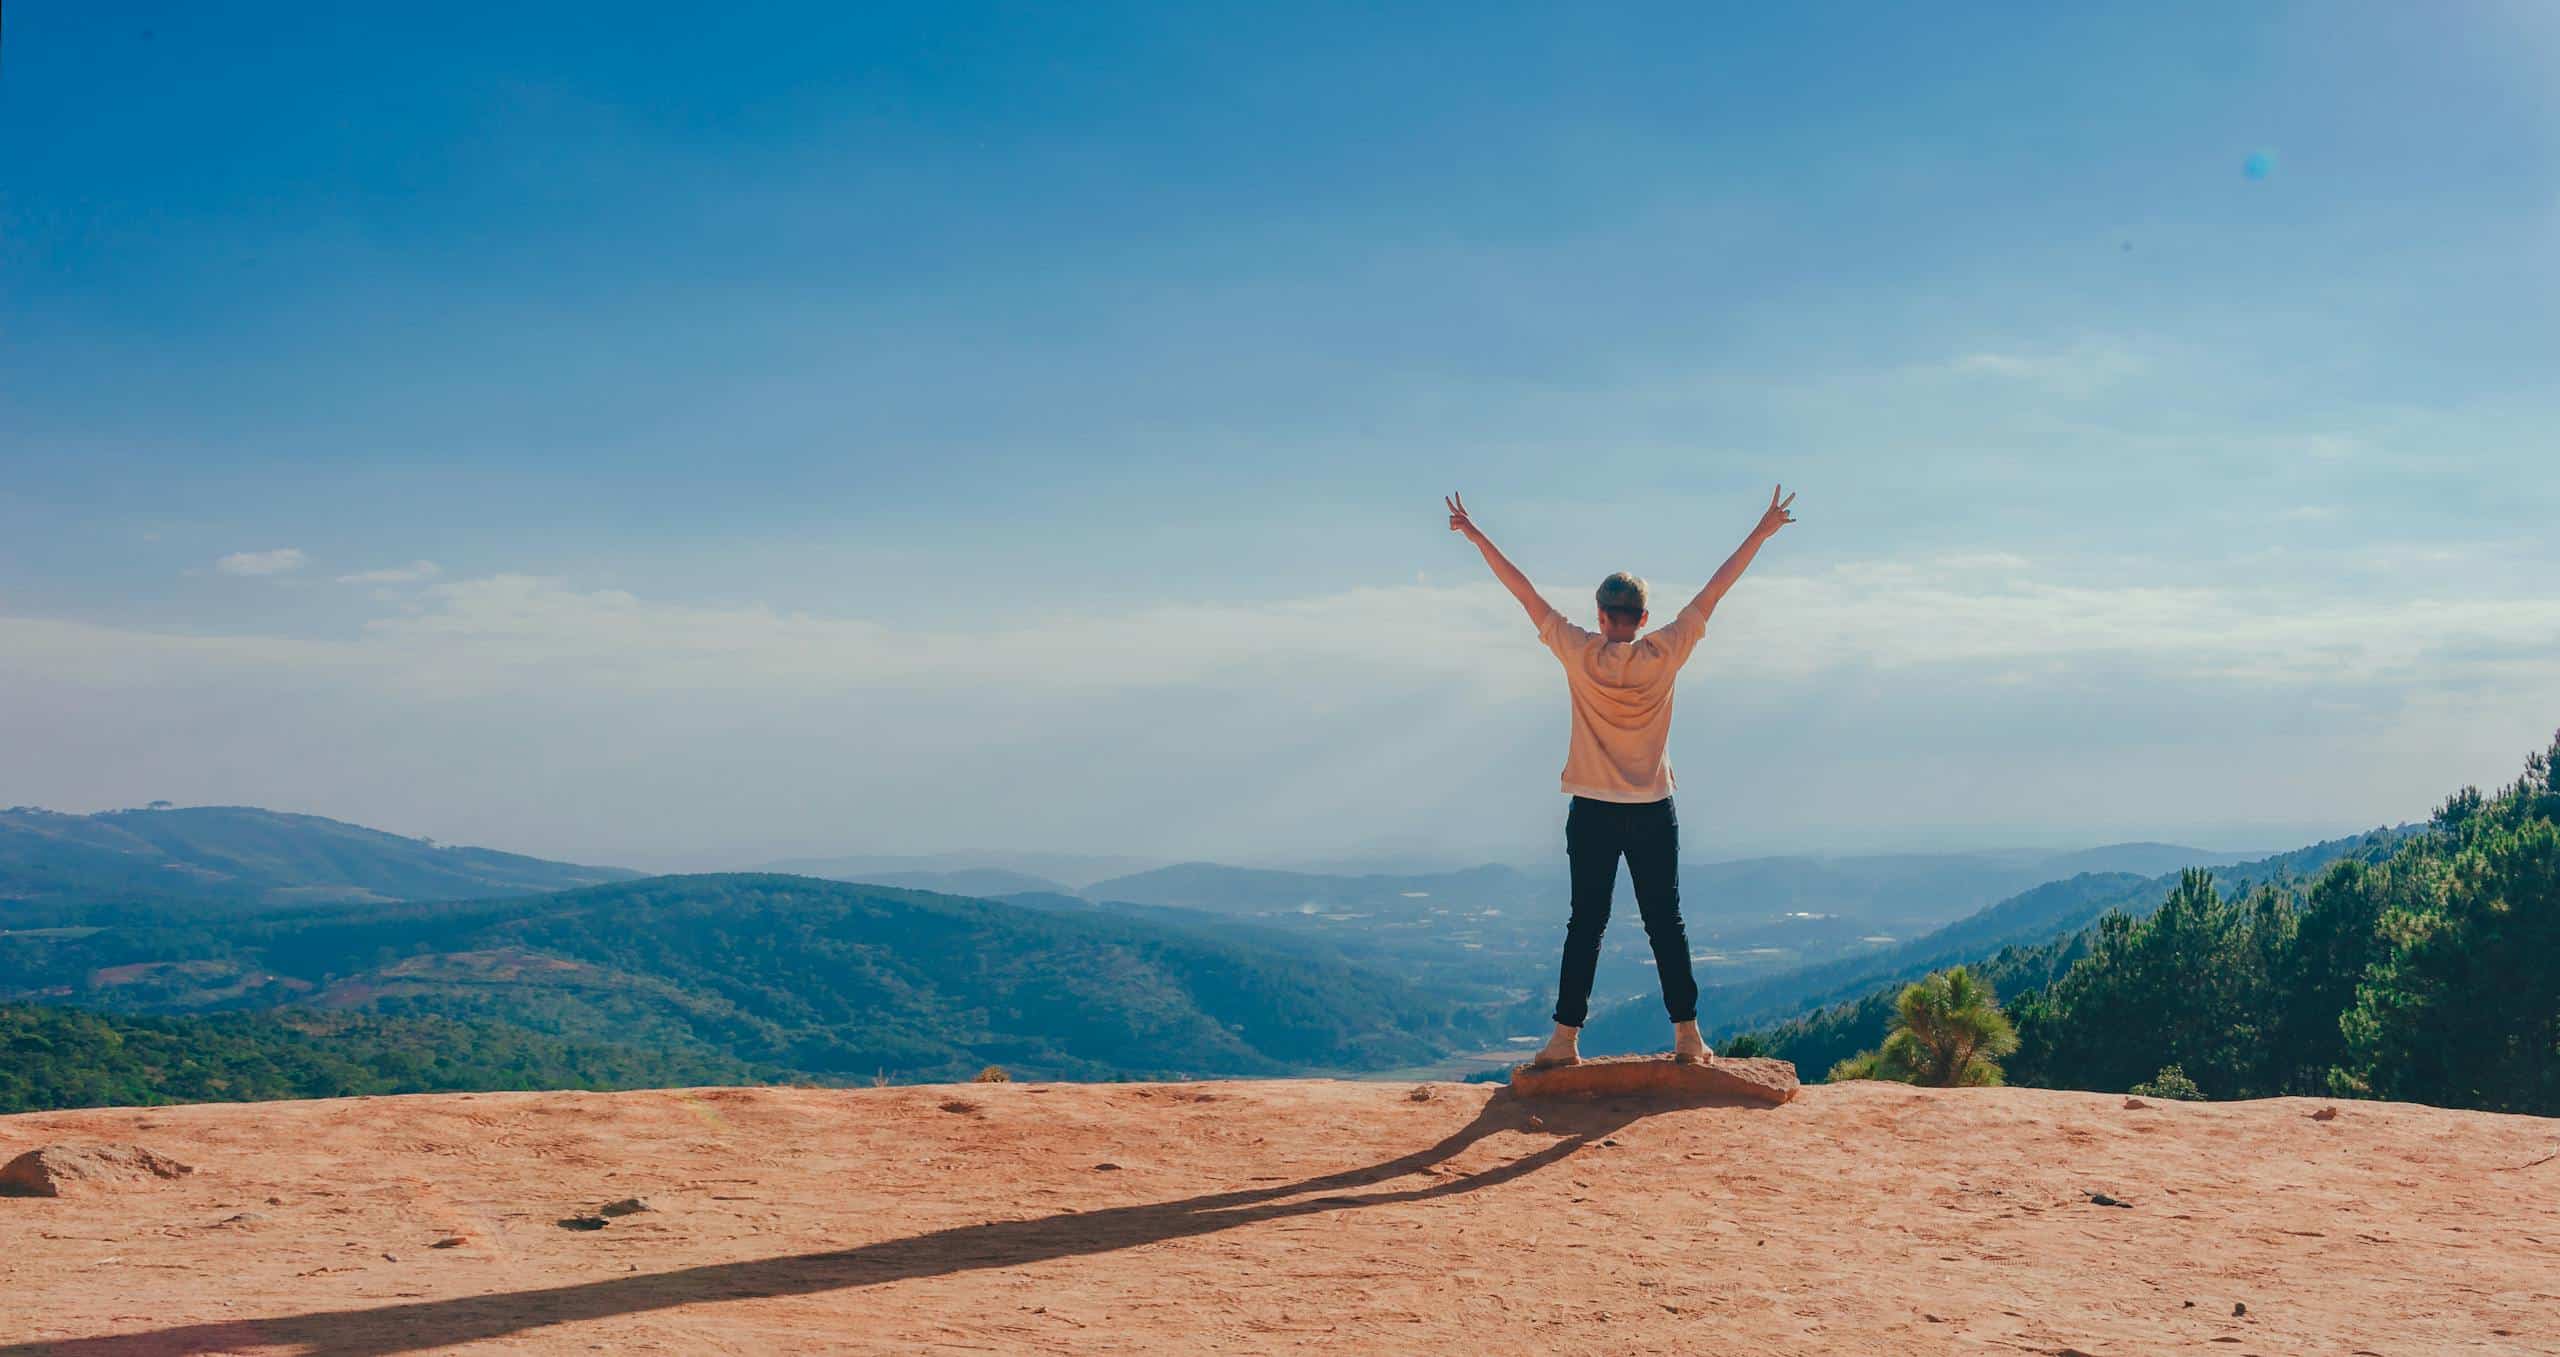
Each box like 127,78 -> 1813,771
1534,601 -> 1708,802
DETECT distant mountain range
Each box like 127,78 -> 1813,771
754,851 -> 1155,892
949,845 -> 2273,1009
789,847 -> 2271,951
0,806 -> 635,913
820,867 -> 1076,898
0,801 -> 2338,1103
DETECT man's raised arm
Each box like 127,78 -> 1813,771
1681,485 -> 1797,620
1446,493 -> 1553,626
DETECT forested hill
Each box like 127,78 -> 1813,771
0,874 -> 1507,1103
0,805 -> 637,914
1734,733 -> 2560,1116
1581,827 -> 2407,1056
0,1002 -> 765,1115
2003,735 -> 2560,1113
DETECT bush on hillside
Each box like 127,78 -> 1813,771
1826,1048 -> 1888,1082
2129,1064 -> 2205,1101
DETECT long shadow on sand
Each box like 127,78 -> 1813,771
10,1086 -> 1774,1356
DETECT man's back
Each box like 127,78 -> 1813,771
1536,601 -> 1708,803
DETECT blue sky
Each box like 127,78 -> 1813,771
4,2 -> 2555,868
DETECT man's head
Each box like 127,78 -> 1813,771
1595,571 -> 1649,642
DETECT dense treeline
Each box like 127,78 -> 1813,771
2012,733 -> 2559,1113
0,1002 -> 768,1114
1745,734 -> 2559,1115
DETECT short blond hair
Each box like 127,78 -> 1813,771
1596,572 -> 1648,618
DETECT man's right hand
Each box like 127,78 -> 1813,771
1446,492 -> 1487,544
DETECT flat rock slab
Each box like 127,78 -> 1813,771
1509,1054 -> 1799,1105
0,1144 -> 195,1197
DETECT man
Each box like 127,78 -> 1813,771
1447,486 -> 1796,1067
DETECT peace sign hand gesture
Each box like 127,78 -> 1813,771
1446,492 -> 1487,544
1754,485 -> 1798,540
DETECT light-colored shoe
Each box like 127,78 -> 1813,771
1529,1022 -> 1583,1069
1671,1020 -> 1713,1065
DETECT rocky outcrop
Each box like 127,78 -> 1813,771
0,1143 -> 194,1197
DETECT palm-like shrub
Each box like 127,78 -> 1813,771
1829,966 -> 2019,1087
1884,966 -> 2019,1086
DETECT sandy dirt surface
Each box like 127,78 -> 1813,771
4,1078 -> 2556,1355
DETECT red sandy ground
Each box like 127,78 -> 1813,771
4,1080 -> 2556,1354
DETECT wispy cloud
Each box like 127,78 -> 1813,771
351,567 -> 2549,695
1933,552 -> 2034,572
1724,560 -> 2560,686
7,562 -> 2552,861
336,560 -> 442,585
29,561 -> 2560,701
213,548 -> 307,577
1943,342 -> 2146,396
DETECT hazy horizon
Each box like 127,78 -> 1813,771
0,795 -> 2384,883
6,4 -> 2554,869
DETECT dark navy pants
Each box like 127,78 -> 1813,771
1552,795 -> 1699,1027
